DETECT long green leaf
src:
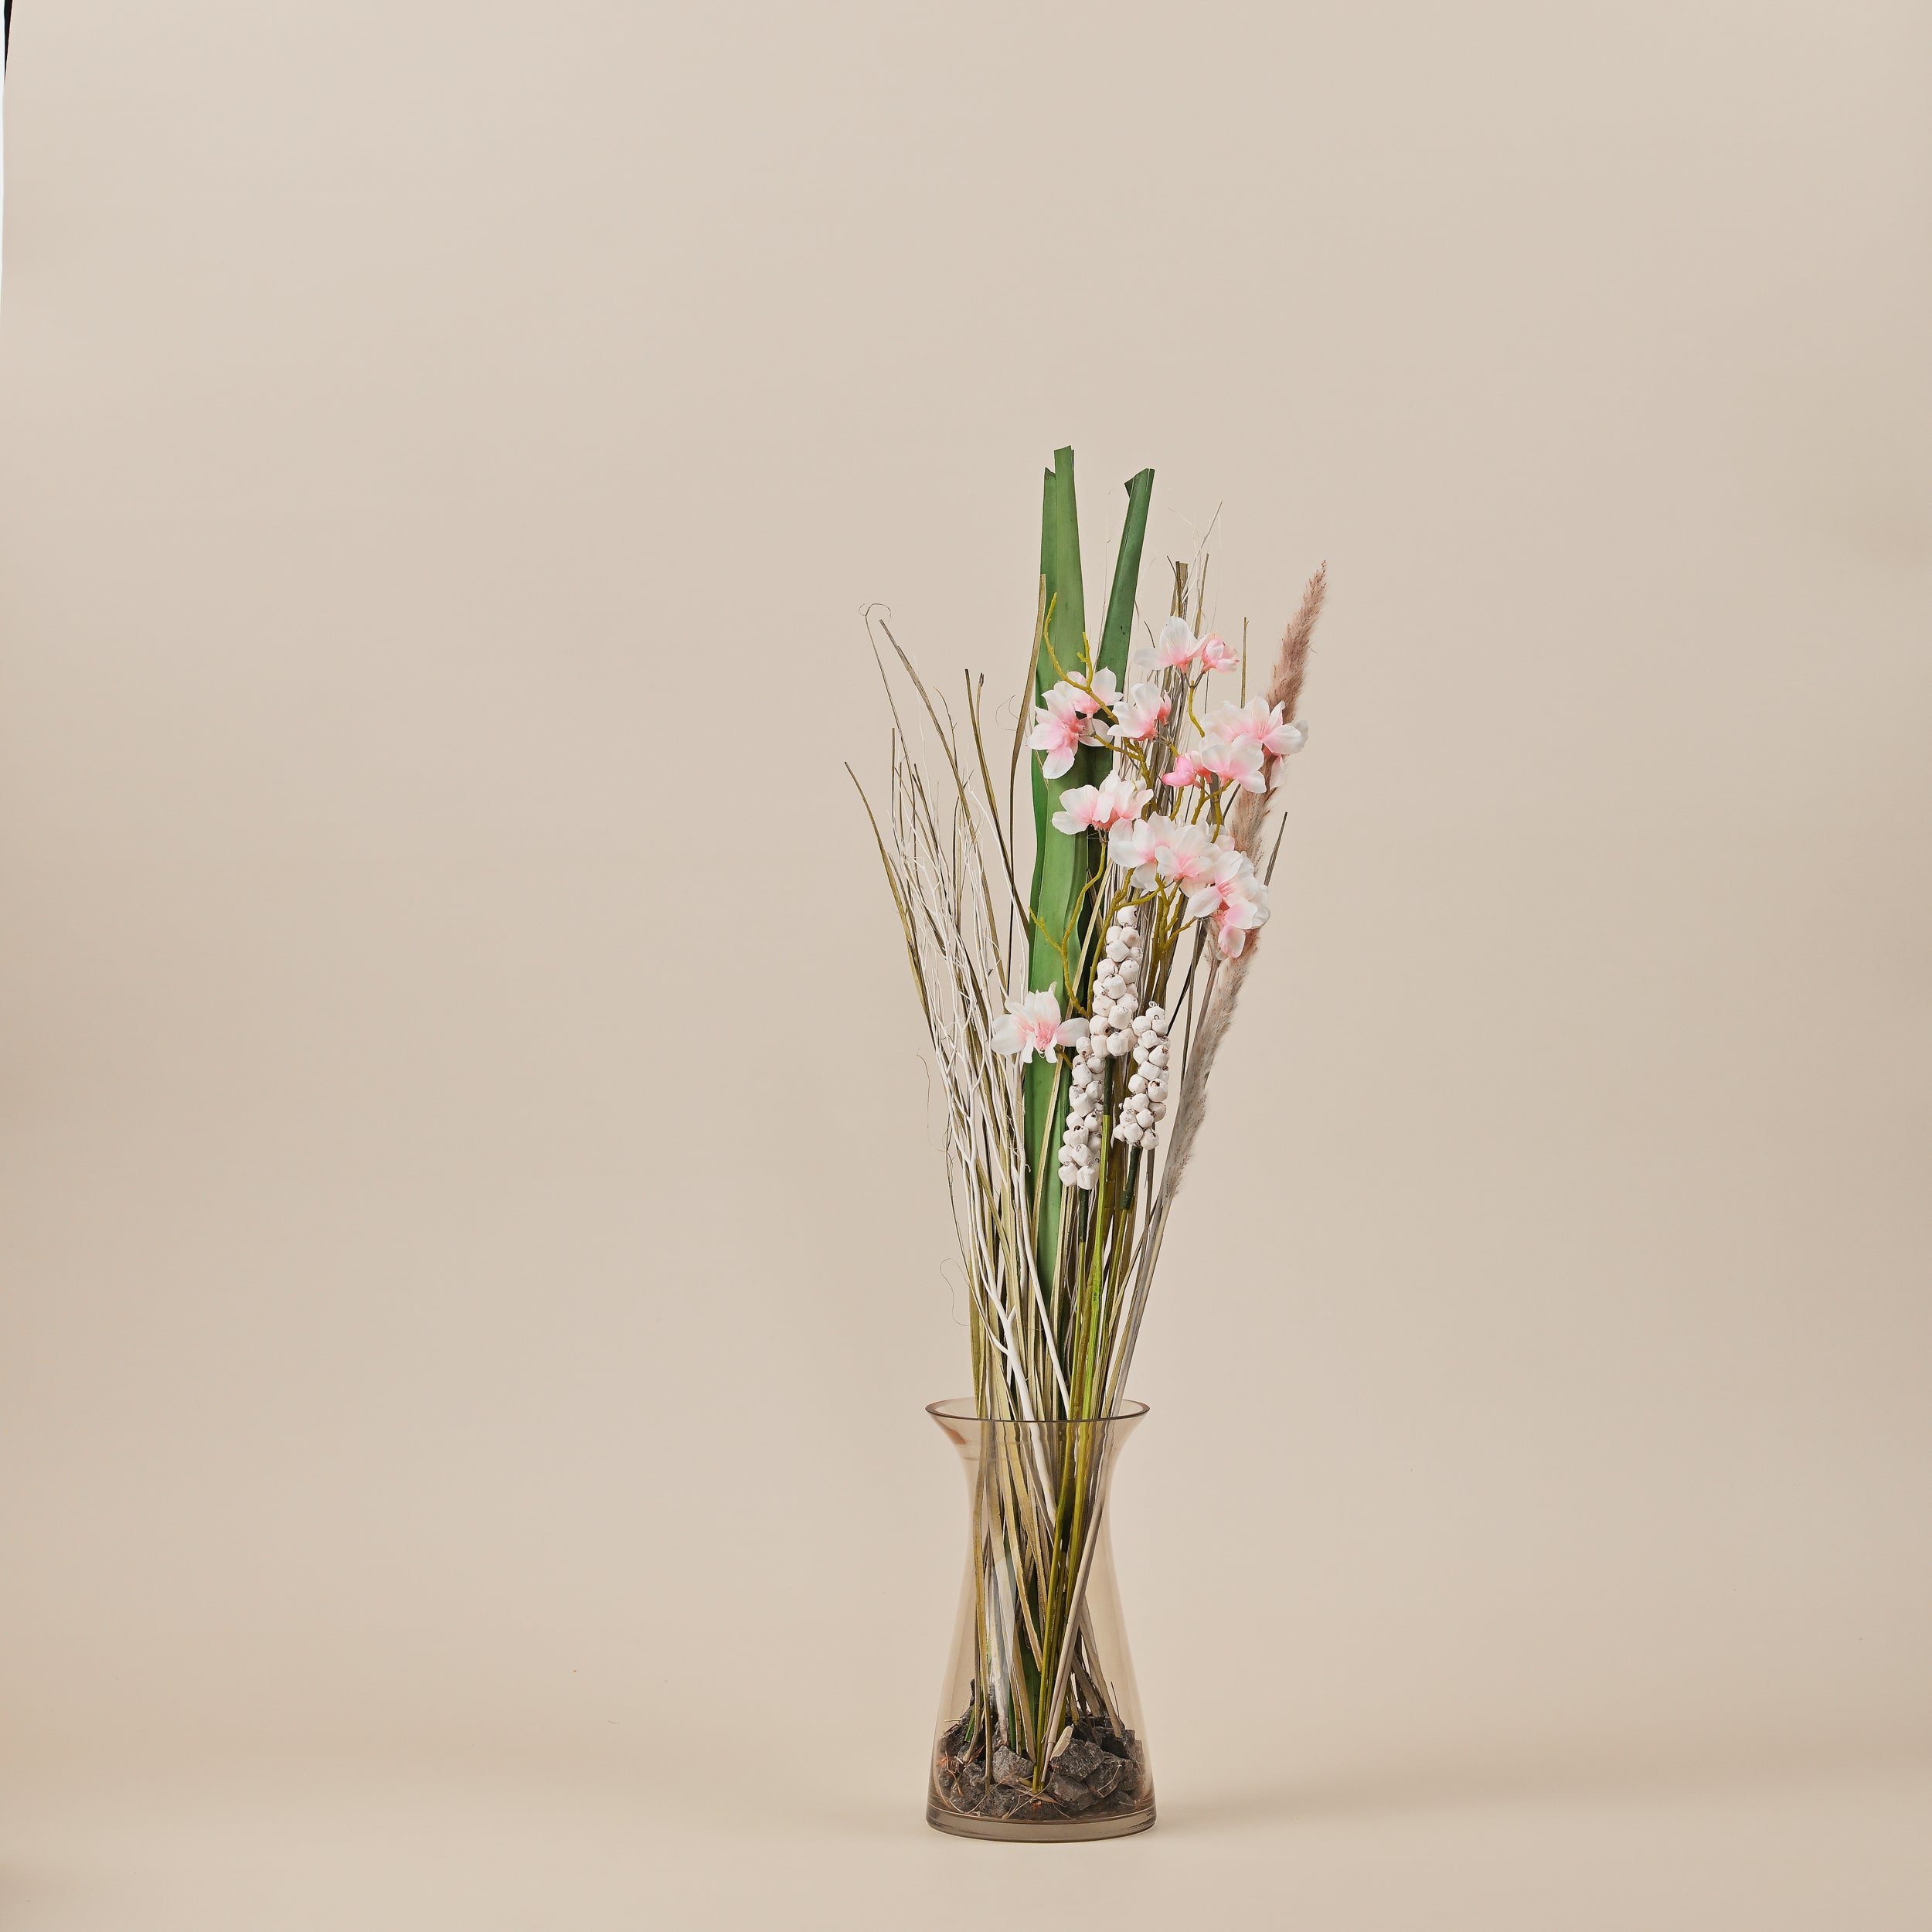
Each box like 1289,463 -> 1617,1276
1021,450 -> 1155,1302
1026,447 -> 1087,975
1097,468 -> 1153,690
1023,451 -> 1087,1290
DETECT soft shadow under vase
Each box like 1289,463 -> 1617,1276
926,1399 -> 1155,1842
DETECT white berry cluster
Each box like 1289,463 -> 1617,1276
1058,1034 -> 1107,1192
1087,907 -> 1145,1060
1117,1001 -> 1171,1150
1058,910 -> 1163,1193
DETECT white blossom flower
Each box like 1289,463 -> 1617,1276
991,989 -> 1086,1062
1107,814 -> 1167,887
1051,784 -> 1108,835
1179,847 -> 1271,957
1052,770 -> 1151,836
1151,818 -> 1221,898
1110,682 -> 1172,743
1213,897 -> 1268,957
1151,617 -> 1205,672
1206,698 -> 1308,760
1028,683 -> 1103,780
1199,634 -> 1240,673
1189,733 -> 1267,794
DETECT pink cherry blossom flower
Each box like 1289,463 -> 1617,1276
1153,818 -> 1221,899
1083,668 -> 1121,713
1189,733 -> 1267,794
1094,770 -> 1151,825
1111,682 -> 1172,743
1206,698 -> 1308,760
1181,845 -> 1250,921
1051,770 -> 1150,835
1107,815 -> 1167,886
1151,617 -> 1205,672
1199,634 -> 1240,673
1213,893 -> 1268,957
1178,845 -> 1271,956
1051,784 -> 1111,835
1161,751 -> 1206,789
990,989 -> 1087,1062
1029,683 -> 1101,780
1029,674 -> 1124,776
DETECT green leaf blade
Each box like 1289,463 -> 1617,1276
1020,450 -> 1155,1307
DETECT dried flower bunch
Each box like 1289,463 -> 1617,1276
862,449 -> 1326,1832
858,447 -> 1325,1427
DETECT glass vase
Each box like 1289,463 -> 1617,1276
926,1398 -> 1155,1842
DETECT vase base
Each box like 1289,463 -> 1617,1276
927,1803 -> 1155,1844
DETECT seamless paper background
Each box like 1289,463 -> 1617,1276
2,2 -> 1928,1926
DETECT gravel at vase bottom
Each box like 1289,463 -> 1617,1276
933,1711 -> 1150,1824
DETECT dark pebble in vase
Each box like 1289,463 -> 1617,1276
1047,1773 -> 1100,1812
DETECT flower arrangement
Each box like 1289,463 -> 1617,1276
858,447 -> 1325,1836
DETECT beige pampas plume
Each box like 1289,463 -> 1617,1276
1268,560 -> 1327,721
1162,562 -> 1328,1197
1226,560 -> 1325,860
1106,560 -> 1330,1397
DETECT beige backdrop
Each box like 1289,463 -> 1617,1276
2,2 -> 1929,1927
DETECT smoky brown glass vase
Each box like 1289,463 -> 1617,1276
926,1399 -> 1155,1842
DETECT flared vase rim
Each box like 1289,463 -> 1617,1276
926,1397 -> 1150,1425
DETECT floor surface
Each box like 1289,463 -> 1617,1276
5,1753 -> 1929,1930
